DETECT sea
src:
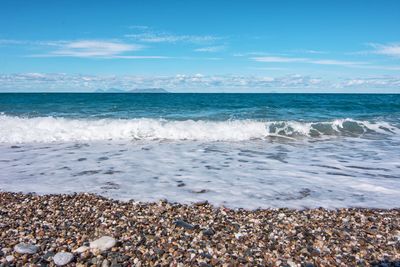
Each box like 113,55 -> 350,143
0,93 -> 399,209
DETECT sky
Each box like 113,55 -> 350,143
0,0 -> 399,92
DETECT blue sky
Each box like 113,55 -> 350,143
0,0 -> 399,92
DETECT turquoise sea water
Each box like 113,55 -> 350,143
0,93 -> 399,208
1,93 -> 400,121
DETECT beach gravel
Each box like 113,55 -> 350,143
0,192 -> 399,266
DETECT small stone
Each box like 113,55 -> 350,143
191,189 -> 209,194
90,236 -> 117,251
1,248 -> 11,254
202,228 -> 215,236
53,252 -> 74,266
6,255 -> 14,262
91,257 -> 99,265
234,232 -> 244,239
73,245 -> 89,253
194,200 -> 209,206
102,259 -> 110,267
14,243 -> 38,254
173,220 -> 195,230
277,213 -> 286,220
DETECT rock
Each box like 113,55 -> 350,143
90,236 -> 117,251
234,232 -> 245,239
287,259 -> 297,267
277,213 -> 286,220
173,220 -> 195,230
1,248 -> 11,254
91,257 -> 99,265
102,259 -> 110,267
191,189 -> 209,194
73,245 -> 89,253
6,255 -> 14,262
53,252 -> 74,266
202,228 -> 215,236
14,243 -> 38,254
194,200 -> 209,206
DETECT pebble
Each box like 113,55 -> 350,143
5,255 -> 14,262
1,248 -> 11,254
202,228 -> 215,236
14,243 -> 38,254
53,252 -> 74,266
90,236 -> 117,251
73,245 -> 89,253
173,219 -> 195,230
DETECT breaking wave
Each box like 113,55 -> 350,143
0,115 -> 398,143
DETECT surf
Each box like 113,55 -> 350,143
0,115 -> 398,143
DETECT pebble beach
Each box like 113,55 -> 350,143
0,192 -> 399,266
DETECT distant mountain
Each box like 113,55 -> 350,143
95,88 -> 169,93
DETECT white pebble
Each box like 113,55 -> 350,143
6,255 -> 14,262
90,236 -> 116,251
101,259 -> 110,267
73,245 -> 89,253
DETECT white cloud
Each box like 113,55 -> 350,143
340,77 -> 400,88
105,55 -> 170,59
302,49 -> 328,54
194,46 -> 225,52
252,56 -> 369,67
125,32 -> 221,44
309,59 -> 367,66
48,40 -> 142,58
2,73 -> 397,92
252,56 -> 307,63
0,39 -> 171,59
369,43 -> 400,58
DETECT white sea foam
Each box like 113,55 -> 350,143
1,138 -> 399,209
0,115 -> 398,143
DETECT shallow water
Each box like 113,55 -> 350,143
0,93 -> 399,209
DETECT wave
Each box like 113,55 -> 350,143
0,115 -> 398,143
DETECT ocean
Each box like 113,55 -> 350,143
0,93 -> 399,209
